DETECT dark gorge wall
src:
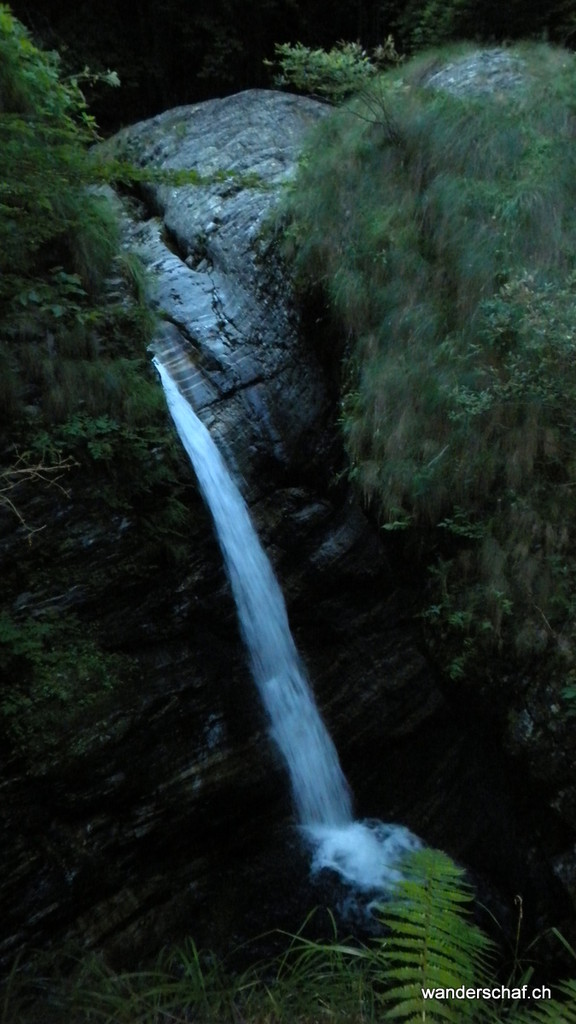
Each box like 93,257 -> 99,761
0,88 -> 574,971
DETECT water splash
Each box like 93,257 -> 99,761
304,819 -> 421,892
154,356 -> 421,893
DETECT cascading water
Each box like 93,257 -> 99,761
154,356 -> 420,895
153,357 -> 351,827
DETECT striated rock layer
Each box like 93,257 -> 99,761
0,88 -> 572,970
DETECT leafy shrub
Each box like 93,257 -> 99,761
0,5 -> 120,328
0,10 -> 205,771
0,11 -> 192,495
268,40 -> 381,101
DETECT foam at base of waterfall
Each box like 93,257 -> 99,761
302,818 -> 422,893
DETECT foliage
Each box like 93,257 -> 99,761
278,42 -> 576,691
382,0 -> 576,52
375,848 -> 493,1021
0,4 -> 120,337
3,846 -> 575,1023
0,3 -> 143,477
268,40 -> 378,101
52,939 -> 249,1024
0,610 -> 133,758
268,37 -> 403,114
267,849 -> 495,1024
0,9 -> 206,771
0,10 -> 185,462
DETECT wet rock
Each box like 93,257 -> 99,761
108,90 -> 333,489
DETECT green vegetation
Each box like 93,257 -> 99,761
0,610 -> 133,759
266,40 -> 384,102
2,846 -> 575,1022
0,8 -> 200,762
0,5 -> 268,774
0,5 -> 119,335
382,0 -> 576,53
277,42 -> 576,695
0,4 -> 155,437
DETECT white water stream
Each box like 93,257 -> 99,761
154,356 -> 420,893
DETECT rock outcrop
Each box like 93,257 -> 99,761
0,86 -> 572,971
109,89 -> 334,490
424,47 -> 527,95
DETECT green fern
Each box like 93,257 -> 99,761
517,979 -> 576,1024
376,847 -> 493,1022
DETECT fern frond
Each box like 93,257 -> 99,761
517,979 -> 576,1023
376,847 -> 494,1023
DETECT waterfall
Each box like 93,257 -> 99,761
154,356 -> 420,892
153,357 -> 352,826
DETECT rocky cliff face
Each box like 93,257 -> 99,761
0,87 -> 573,971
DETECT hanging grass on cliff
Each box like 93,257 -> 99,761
277,42 -> 576,696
